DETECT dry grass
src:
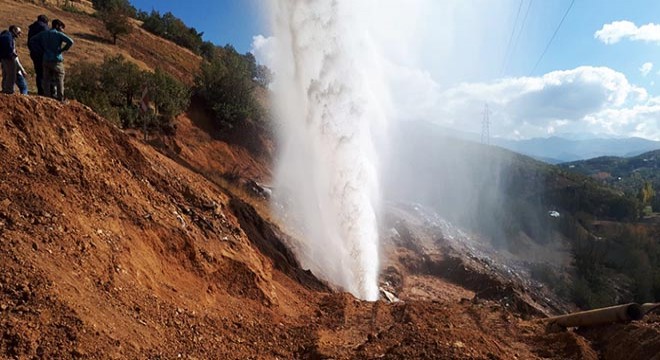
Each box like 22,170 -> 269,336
4,0 -> 202,90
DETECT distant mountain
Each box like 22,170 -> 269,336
422,125 -> 660,163
559,150 -> 660,207
491,137 -> 660,164
384,120 -> 640,249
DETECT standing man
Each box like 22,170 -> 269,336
28,15 -> 49,95
28,19 -> 73,101
0,26 -> 22,94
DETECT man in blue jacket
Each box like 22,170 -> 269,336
0,25 -> 22,94
28,19 -> 73,101
28,15 -> 50,95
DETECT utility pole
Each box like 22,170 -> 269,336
481,103 -> 491,145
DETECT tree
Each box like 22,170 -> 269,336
68,56 -> 190,131
254,64 -> 273,88
141,11 -> 204,53
101,8 -> 132,44
91,0 -> 136,16
200,41 -> 217,61
638,182 -> 655,207
195,46 -> 261,128
147,68 -> 190,121
99,55 -> 144,107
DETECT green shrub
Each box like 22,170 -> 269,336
530,263 -> 570,298
91,0 -> 136,16
570,275 -> 615,309
148,68 -> 191,132
68,55 -> 190,133
141,11 -> 204,54
194,45 -> 262,128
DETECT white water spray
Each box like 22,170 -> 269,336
267,1 -> 390,300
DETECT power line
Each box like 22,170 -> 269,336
500,0 -> 524,76
529,0 -> 576,76
504,0 -> 533,74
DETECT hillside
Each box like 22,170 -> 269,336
1,0 -> 272,182
423,125 -> 660,163
561,150 -> 660,201
386,121 -> 640,244
3,0 -> 202,85
493,136 -> 660,163
385,120 -> 660,309
0,93 -> 620,360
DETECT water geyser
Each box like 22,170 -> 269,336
268,0 -> 388,301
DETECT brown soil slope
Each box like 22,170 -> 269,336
0,95 -> 318,358
3,0 -> 270,182
0,95 -> 617,360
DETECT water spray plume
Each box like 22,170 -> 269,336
268,0 -> 389,300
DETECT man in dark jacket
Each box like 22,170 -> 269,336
28,15 -> 49,95
28,19 -> 73,101
0,25 -> 22,94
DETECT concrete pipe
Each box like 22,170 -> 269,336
545,303 -> 643,329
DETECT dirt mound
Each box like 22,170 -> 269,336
581,314 -> 660,360
0,95 -> 315,358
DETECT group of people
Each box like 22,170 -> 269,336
0,15 -> 74,100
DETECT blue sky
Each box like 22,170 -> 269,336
132,0 -> 660,140
129,0 -> 265,53
129,0 -> 660,87
514,0 -> 660,87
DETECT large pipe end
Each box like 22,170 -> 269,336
626,303 -> 643,321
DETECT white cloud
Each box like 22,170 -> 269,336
251,35 -> 276,68
255,31 -> 658,140
585,103 -> 660,140
640,62 -> 654,77
595,20 -> 660,44
426,66 -> 657,140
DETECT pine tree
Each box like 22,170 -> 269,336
101,8 -> 132,45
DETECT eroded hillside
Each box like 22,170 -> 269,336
2,95 -> 660,359
0,95 -> 318,358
